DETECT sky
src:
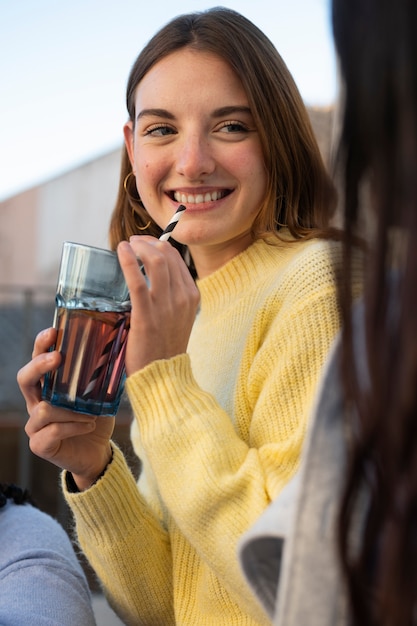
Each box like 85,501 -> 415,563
0,0 -> 337,202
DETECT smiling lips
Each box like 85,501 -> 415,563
173,189 -> 230,204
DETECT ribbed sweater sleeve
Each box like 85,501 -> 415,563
64,445 -> 174,625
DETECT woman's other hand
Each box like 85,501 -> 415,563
17,327 -> 114,491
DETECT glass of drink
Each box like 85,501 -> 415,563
42,241 -> 131,417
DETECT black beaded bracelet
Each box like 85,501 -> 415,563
65,472 -> 81,493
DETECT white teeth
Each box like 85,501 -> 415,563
174,190 -> 224,203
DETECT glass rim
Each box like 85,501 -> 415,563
62,241 -> 117,259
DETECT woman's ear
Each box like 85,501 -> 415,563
123,120 -> 135,169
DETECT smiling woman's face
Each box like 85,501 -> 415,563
123,47 -> 267,274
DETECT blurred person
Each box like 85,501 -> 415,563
238,0 -> 417,625
17,7 -> 360,625
0,483 -> 96,626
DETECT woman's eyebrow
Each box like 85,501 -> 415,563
136,108 -> 175,122
212,105 -> 252,117
136,105 -> 252,122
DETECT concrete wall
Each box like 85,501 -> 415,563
0,187 -> 39,288
0,147 -> 122,289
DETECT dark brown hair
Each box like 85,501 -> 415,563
109,7 -> 337,258
333,0 -> 417,623
0,483 -> 35,508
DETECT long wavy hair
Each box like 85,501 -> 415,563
108,7 -> 338,258
333,0 -> 417,623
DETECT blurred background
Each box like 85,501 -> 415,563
0,0 -> 336,622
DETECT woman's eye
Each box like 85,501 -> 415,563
217,120 -> 250,133
144,124 -> 176,137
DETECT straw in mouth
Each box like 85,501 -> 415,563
158,204 -> 187,241
138,204 -> 187,276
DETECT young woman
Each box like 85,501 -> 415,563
239,1 -> 417,624
18,8 -> 359,625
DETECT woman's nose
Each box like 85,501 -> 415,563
175,134 -> 215,180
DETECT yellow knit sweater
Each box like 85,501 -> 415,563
64,235 -> 349,625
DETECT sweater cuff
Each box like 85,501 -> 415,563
61,444 -> 146,544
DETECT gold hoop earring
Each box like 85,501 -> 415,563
137,220 -> 151,231
124,171 -> 146,208
123,171 -> 136,193
124,171 -> 152,230
131,204 -> 151,230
